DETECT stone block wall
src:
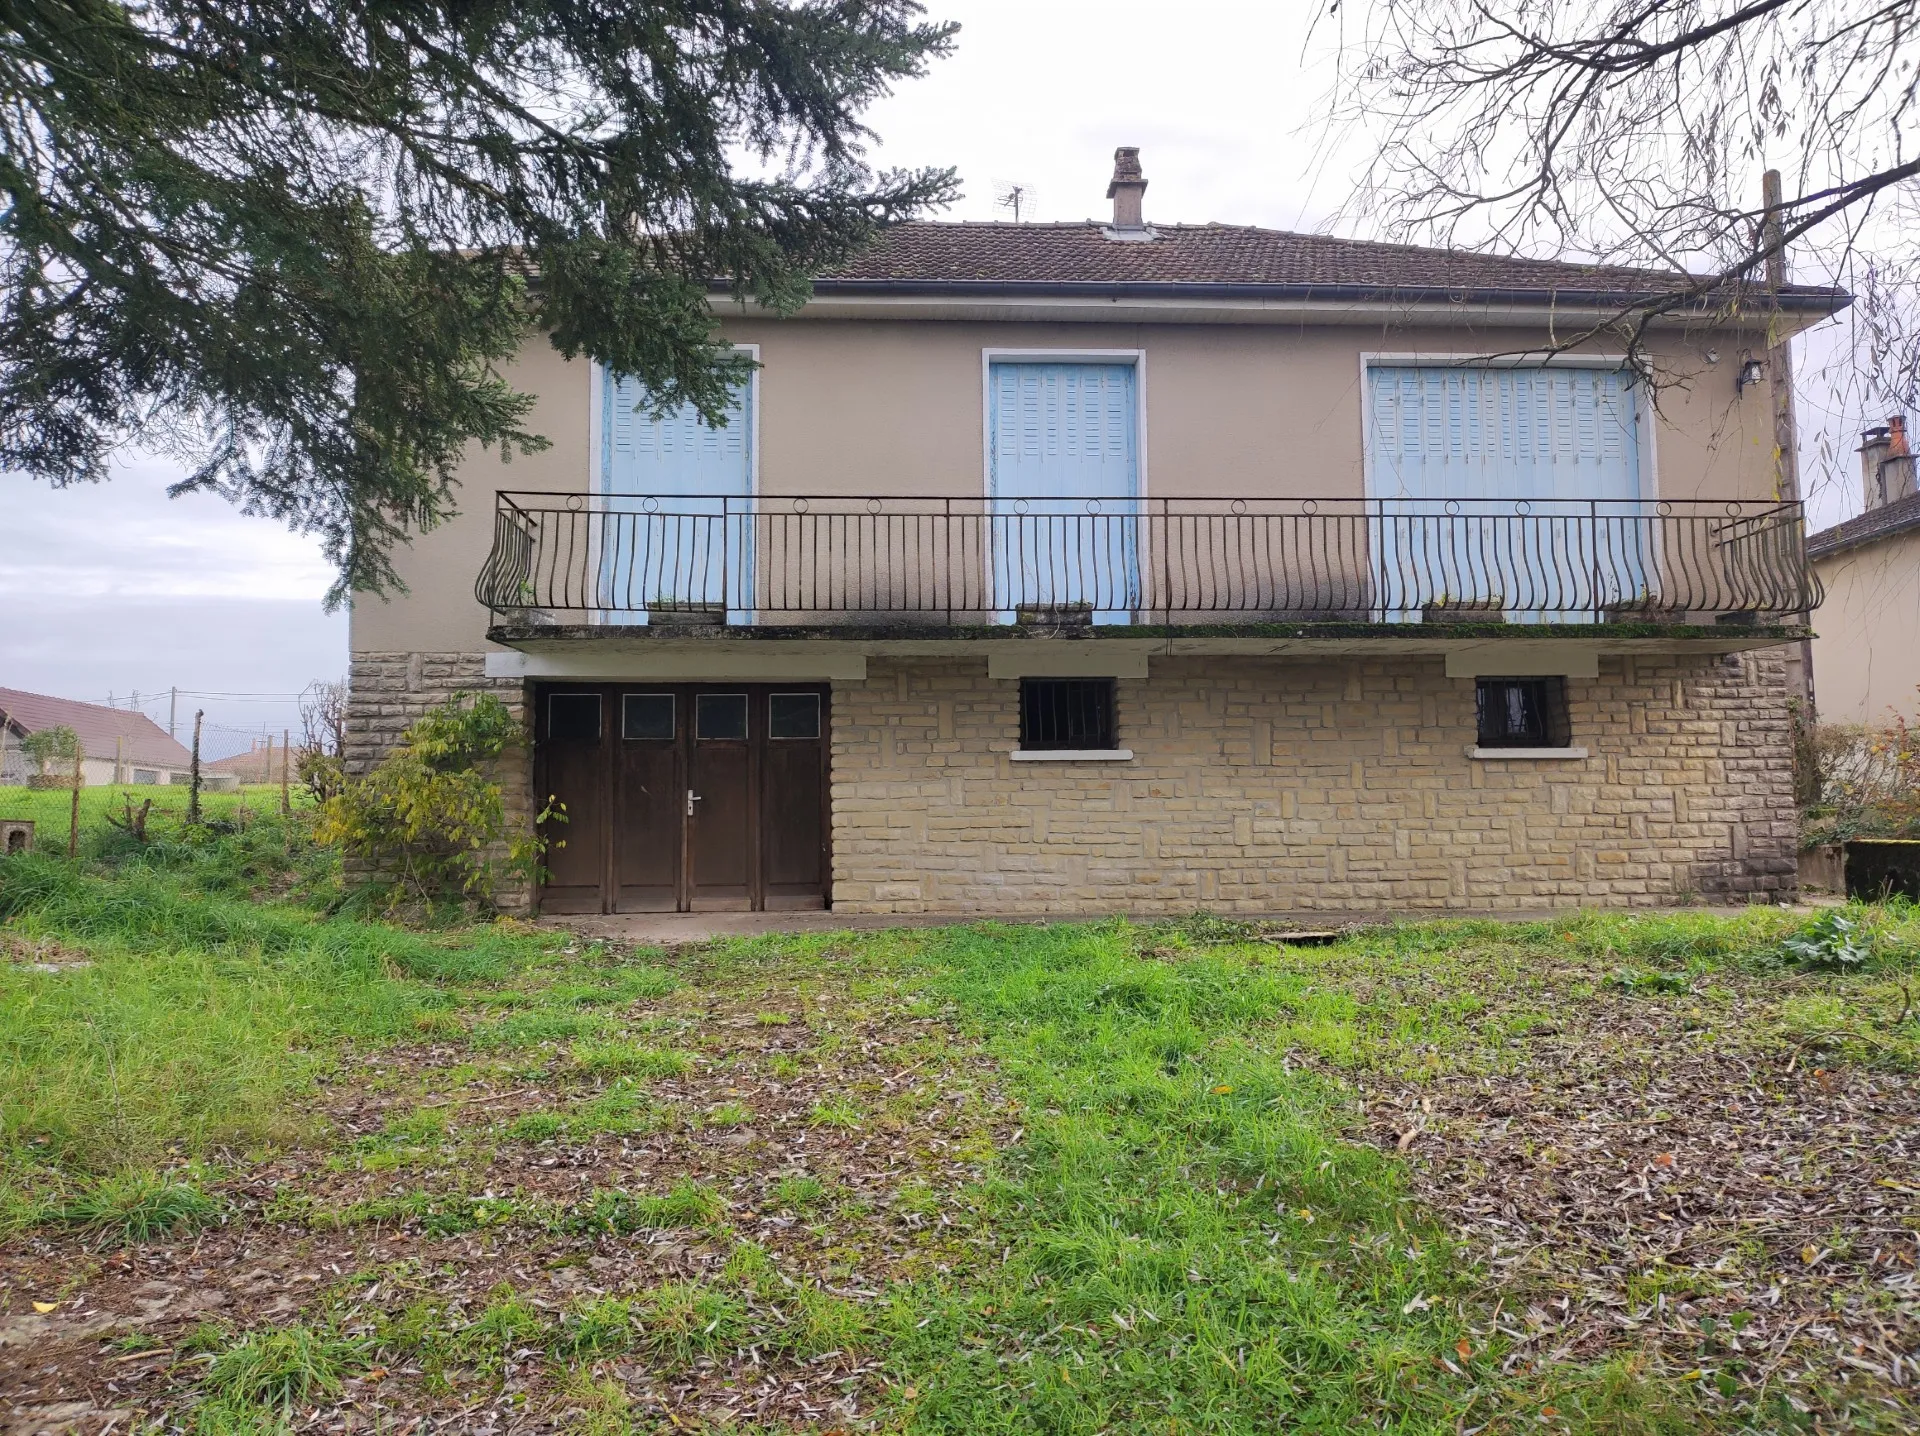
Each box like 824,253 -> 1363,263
345,652 -> 534,912
828,651 -> 1798,915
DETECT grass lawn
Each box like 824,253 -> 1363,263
0,782 -> 307,852
1,826 -> 1916,1435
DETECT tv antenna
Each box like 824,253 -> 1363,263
993,180 -> 1038,223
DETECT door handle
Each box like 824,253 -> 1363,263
686,790 -> 701,818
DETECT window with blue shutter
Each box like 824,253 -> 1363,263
988,361 -> 1141,623
1365,364 -> 1647,622
599,370 -> 753,619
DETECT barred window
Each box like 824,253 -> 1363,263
1020,679 -> 1117,751
1475,677 -> 1571,748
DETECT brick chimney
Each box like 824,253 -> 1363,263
1861,417 -> 1919,510
1105,147 -> 1150,238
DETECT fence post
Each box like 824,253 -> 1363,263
188,711 -> 204,825
68,748 -> 83,859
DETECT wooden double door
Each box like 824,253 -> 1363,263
534,684 -> 830,914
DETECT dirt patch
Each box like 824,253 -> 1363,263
1,931 -> 92,971
1352,984 -> 1920,1416
0,961 -> 1012,1433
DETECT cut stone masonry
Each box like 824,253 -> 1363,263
346,647 -> 1797,917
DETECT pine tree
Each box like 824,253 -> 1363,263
0,1 -> 958,599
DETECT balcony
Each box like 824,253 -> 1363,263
478,492 -> 1820,644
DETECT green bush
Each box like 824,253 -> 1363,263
315,694 -> 541,907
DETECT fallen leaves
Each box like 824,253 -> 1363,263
1349,972 -> 1920,1420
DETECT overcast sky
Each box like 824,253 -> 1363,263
0,2 -> 1871,754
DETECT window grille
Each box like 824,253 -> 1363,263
1020,678 -> 1117,751
1475,677 -> 1571,748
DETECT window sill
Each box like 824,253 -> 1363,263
1012,748 -> 1135,763
1467,746 -> 1588,761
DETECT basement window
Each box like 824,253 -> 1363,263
1475,677 -> 1571,749
1020,678 -> 1118,752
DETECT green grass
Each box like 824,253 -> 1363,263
0,782 -> 304,837
6,814 -> 1918,1431
0,842 -> 562,1219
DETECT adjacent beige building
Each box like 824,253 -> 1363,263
349,151 -> 1839,917
1807,426 -> 1920,726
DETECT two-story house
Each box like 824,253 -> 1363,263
348,151 -> 1838,918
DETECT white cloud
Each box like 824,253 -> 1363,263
1,455 -> 337,602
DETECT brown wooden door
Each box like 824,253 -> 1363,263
535,689 -> 609,915
687,690 -> 753,910
761,690 -> 829,910
535,682 -> 829,915
612,692 -> 681,912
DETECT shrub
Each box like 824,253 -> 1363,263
20,724 -> 81,779
314,694 -> 542,907
1800,692 -> 1920,844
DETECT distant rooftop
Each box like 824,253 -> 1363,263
0,687 -> 191,769
1808,491 -> 1920,561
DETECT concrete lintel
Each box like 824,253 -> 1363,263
484,648 -> 868,681
1444,643 -> 1601,679
986,644 -> 1154,680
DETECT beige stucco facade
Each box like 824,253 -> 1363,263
1811,529 -> 1920,725
352,315 -> 1789,658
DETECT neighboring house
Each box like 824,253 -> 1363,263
1807,424 -> 1920,726
349,149 -> 1840,917
0,687 -> 194,787
207,741 -> 305,785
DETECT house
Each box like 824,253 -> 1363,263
1806,421 -> 1920,726
207,740 -> 305,785
0,687 -> 194,787
348,149 -> 1840,917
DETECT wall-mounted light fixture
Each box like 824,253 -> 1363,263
1736,353 -> 1767,394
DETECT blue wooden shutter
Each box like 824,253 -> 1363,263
988,362 -> 1140,621
1366,365 -> 1645,620
600,372 -> 753,616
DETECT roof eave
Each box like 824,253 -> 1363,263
793,278 -> 1847,314
1808,519 -> 1920,562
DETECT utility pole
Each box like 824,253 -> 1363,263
1763,168 -> 1815,716
169,686 -> 178,740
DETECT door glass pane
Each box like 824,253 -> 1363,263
768,693 -> 821,740
622,693 -> 675,741
695,693 -> 748,740
548,693 -> 602,742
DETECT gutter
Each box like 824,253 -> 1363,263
786,277 -> 1850,315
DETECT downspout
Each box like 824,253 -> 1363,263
1764,168 -> 1817,718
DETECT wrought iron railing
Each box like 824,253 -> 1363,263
477,493 -> 1821,625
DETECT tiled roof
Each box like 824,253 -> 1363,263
0,687 -> 192,769
814,221 -> 1845,308
1807,491 -> 1920,560
206,745 -> 306,781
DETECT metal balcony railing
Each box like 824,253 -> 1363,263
477,493 -> 1821,627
